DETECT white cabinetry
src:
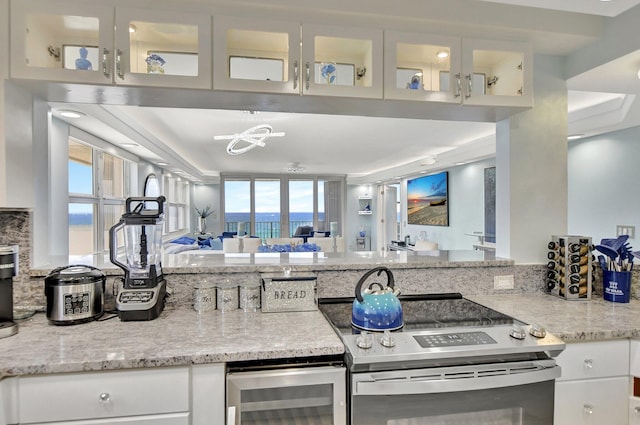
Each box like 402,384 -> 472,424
628,339 -> 640,424
384,31 -> 532,107
213,17 -> 383,98
554,340 -> 629,425
16,367 -> 190,424
10,0 -> 212,89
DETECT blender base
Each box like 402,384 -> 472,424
0,321 -> 17,338
117,280 -> 166,321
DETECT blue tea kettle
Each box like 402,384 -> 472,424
351,266 -> 403,331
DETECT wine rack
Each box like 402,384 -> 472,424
546,235 -> 593,300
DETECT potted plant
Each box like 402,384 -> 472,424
195,205 -> 214,234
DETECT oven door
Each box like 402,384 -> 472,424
350,360 -> 560,425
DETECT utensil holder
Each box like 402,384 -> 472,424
602,270 -> 631,303
547,235 -> 593,300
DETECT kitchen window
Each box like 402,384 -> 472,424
68,137 -> 131,257
163,174 -> 189,234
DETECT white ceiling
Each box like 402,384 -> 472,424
49,0 -> 640,184
479,0 -> 640,17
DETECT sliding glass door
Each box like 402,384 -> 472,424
223,176 -> 343,241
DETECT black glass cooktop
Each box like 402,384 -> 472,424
318,293 -> 519,335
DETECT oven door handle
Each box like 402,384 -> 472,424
353,365 -> 560,396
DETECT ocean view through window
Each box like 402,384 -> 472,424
223,176 -> 342,240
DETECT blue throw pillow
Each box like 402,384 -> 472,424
170,236 -> 196,245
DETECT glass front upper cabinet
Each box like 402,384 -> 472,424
384,32 -> 532,107
214,19 -> 382,98
212,16 -> 300,94
113,8 -> 212,88
384,32 -> 461,103
10,1 -> 212,89
461,38 -> 533,107
10,0 -> 114,84
302,24 -> 383,98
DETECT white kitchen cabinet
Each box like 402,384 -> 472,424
628,339 -> 640,424
554,340 -> 630,425
16,367 -> 190,424
10,0 -> 212,89
213,18 -> 383,99
383,31 -> 461,103
630,396 -> 640,424
212,16 -> 301,95
301,24 -> 383,99
461,38 -> 532,107
384,31 -> 532,107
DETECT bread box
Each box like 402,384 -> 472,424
260,272 -> 317,312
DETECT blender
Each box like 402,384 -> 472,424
109,196 -> 166,321
0,245 -> 18,338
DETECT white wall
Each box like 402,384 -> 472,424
401,158 -> 495,250
568,125 -> 640,246
0,0 -> 7,206
192,183 -> 220,235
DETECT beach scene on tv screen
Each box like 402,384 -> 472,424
407,172 -> 448,226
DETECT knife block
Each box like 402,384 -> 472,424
546,235 -> 593,300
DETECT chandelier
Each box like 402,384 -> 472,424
214,124 -> 285,155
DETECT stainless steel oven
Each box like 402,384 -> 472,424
319,294 -> 565,425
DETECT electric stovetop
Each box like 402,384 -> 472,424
318,293 -> 565,371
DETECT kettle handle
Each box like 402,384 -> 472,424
355,266 -> 395,303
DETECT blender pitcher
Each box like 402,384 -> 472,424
109,196 -> 166,288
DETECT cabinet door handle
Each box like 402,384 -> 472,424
634,406 -> 640,415
305,61 -> 310,90
227,405 -> 236,425
454,73 -> 461,98
116,49 -> 124,80
583,358 -> 593,369
293,60 -> 299,90
102,48 -> 110,78
99,392 -> 111,404
583,404 -> 593,415
465,74 -> 472,99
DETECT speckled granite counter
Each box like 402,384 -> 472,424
3,293 -> 640,378
34,250 -> 514,276
469,293 -> 640,342
0,308 -> 344,378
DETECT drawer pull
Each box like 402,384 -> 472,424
583,358 -> 593,369
99,392 -> 111,403
635,406 -> 640,415
583,404 -> 593,415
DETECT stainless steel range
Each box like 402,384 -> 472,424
319,293 -> 565,425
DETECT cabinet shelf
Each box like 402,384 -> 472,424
358,210 -> 373,215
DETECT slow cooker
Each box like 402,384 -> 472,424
45,265 -> 105,325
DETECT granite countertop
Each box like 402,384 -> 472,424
31,250 -> 514,276
0,308 -> 344,378
3,293 -> 638,378
469,293 -> 640,342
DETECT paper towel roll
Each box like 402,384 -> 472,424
238,222 -> 246,236
330,222 -> 338,236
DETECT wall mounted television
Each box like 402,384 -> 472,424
407,171 -> 449,226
